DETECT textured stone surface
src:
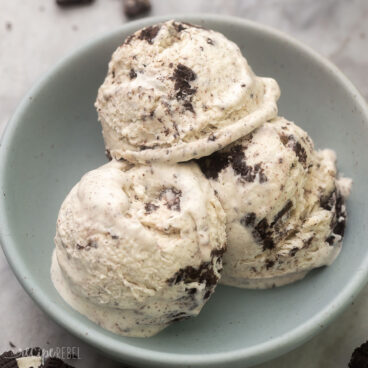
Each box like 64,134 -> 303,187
1,0 -> 367,367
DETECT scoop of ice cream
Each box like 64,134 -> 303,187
197,117 -> 351,288
95,20 -> 280,164
51,160 -> 226,337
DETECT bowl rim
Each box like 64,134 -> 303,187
1,13 -> 368,367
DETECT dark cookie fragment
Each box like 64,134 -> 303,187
293,141 -> 307,166
271,200 -> 293,227
186,288 -> 197,295
265,260 -> 274,269
279,134 -> 307,167
323,190 -> 347,246
326,234 -> 336,245
289,247 -> 299,257
207,38 -> 214,45
139,145 -> 151,151
138,25 -> 160,44
166,247 -> 225,307
159,187 -> 182,211
208,133 -> 216,142
253,218 -> 274,250
163,248 -> 225,325
230,146 -> 252,179
197,144 -> 268,183
145,202 -> 159,213
76,240 -> 97,250
254,163 -> 268,183
56,0 -> 93,5
197,150 -> 231,180
349,340 -> 368,368
129,68 -> 137,79
303,236 -> 314,248
123,34 -> 135,45
204,290 -> 211,299
320,189 -> 336,211
123,0 -> 151,19
0,351 -> 16,368
279,133 -> 289,146
173,22 -> 186,32
168,262 -> 216,287
0,359 -> 17,368
332,193 -> 346,237
169,312 -> 191,322
183,101 -> 194,113
211,247 -> 226,259
229,146 -> 267,182
172,64 -> 197,100
171,63 -> 197,112
240,212 -> 256,227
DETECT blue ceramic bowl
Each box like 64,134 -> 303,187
1,14 -> 368,368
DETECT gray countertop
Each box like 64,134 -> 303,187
1,0 -> 367,366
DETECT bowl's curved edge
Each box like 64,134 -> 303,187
1,13 -> 368,368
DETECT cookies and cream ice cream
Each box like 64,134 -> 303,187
198,117 -> 351,288
95,20 -> 280,164
51,160 -> 226,337
52,19 -> 352,337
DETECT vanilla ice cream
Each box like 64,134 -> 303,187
198,117 -> 351,288
95,20 -> 280,164
51,160 -> 226,337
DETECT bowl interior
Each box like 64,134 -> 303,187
1,15 -> 368,368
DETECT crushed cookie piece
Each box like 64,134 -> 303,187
289,247 -> 299,256
172,63 -> 197,99
271,200 -> 293,227
129,68 -> 137,79
138,25 -> 160,44
240,213 -> 256,227
279,134 -> 307,166
173,22 -> 186,32
253,218 -> 274,250
145,202 -> 159,213
208,134 -> 216,142
123,0 -> 151,19
349,340 -> 368,368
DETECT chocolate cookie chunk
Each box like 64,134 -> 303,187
197,143 -> 267,183
172,64 -> 197,101
123,0 -> 151,19
138,25 -> 160,44
349,340 -> 368,368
